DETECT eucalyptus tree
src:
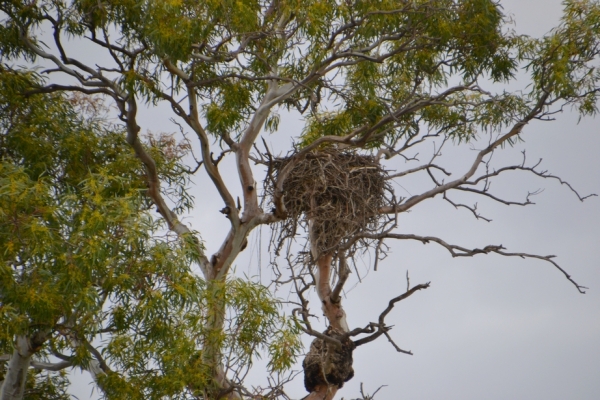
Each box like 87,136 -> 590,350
0,69 -> 299,400
1,1 -> 599,400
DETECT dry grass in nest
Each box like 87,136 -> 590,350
264,149 -> 393,256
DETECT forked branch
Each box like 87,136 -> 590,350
350,280 -> 431,351
362,233 -> 586,293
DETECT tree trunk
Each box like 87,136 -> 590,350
302,251 -> 354,400
0,339 -> 30,400
314,253 -> 349,332
200,278 -> 242,400
0,333 -> 46,400
303,384 -> 339,400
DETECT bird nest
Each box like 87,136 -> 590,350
264,149 -> 393,257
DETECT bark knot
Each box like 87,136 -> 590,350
302,327 -> 355,393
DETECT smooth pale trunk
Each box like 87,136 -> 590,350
0,337 -> 33,400
303,250 -> 351,400
314,253 -> 349,333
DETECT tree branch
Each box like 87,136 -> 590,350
380,92 -> 552,214
352,282 -> 430,348
29,360 -> 72,372
366,233 -> 586,293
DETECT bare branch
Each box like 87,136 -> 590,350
288,256 -> 344,348
25,85 -> 115,98
331,255 -> 351,304
443,193 -> 493,222
368,233 -> 586,293
19,26 -> 125,98
383,331 -> 413,355
352,282 -> 430,347
30,360 -> 72,372
386,163 -> 452,180
465,158 -> 597,202
454,187 -> 539,207
380,92 -> 552,214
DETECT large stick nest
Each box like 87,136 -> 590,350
264,149 -> 393,256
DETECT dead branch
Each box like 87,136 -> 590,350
379,92 -> 552,215
443,193 -> 493,222
352,282 -> 431,348
386,163 -> 452,180
464,154 -> 597,202
289,257 -> 344,349
361,233 -> 586,293
331,255 -> 351,304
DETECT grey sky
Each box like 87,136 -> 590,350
56,1 -> 600,399
329,2 -> 600,398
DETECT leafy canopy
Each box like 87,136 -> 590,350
0,67 -> 300,398
1,0 -> 600,398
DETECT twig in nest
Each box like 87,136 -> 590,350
264,149 -> 394,258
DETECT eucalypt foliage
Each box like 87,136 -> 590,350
0,68 -> 300,399
1,0 -> 600,399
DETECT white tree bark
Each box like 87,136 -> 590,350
0,336 -> 35,400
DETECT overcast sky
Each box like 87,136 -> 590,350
64,1 -> 600,399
